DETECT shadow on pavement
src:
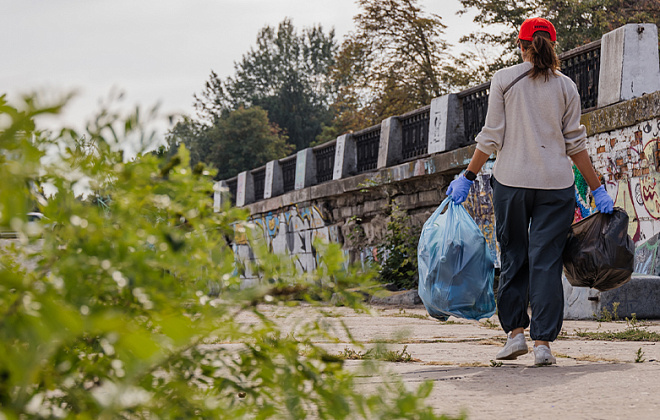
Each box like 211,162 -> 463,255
397,362 -> 633,394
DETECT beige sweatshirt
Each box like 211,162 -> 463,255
475,61 -> 587,189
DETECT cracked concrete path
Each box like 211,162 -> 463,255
247,304 -> 660,419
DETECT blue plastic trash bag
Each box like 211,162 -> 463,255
417,197 -> 496,320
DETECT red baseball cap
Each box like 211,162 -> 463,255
518,17 -> 557,41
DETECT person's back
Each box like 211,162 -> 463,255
446,17 -> 614,367
477,61 -> 586,189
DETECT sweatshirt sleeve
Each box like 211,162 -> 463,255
475,72 -> 506,156
563,81 -> 587,156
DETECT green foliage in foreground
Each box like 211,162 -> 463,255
0,94 -> 456,419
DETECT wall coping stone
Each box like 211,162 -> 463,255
244,143 -> 476,214
582,90 -> 660,136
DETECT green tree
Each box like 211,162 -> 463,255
0,93 -> 459,419
456,0 -> 660,80
195,19 -> 336,151
318,0 -> 451,141
168,106 -> 293,180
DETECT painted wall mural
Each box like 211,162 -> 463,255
587,117 -> 660,275
233,204 -> 343,277
463,160 -> 499,267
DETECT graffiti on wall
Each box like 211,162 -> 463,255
233,204 -> 342,276
587,117 -> 660,274
463,160 -> 499,267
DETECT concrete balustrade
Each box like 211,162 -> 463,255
235,170 -> 254,207
377,116 -> 403,169
228,23 -> 660,208
428,93 -> 466,154
294,148 -> 316,190
264,160 -> 283,199
598,23 -> 660,108
333,134 -> 356,180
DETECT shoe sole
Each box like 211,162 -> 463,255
496,347 -> 528,360
535,359 -> 556,366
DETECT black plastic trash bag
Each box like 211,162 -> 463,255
563,207 -> 635,291
417,198 -> 496,320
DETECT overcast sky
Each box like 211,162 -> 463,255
2,0 -> 480,139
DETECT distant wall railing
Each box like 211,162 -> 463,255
457,82 -> 490,143
559,39 -> 601,111
355,125 -> 381,174
313,140 -> 336,184
252,167 -> 266,201
219,24 -> 660,207
400,105 -> 430,160
281,156 -> 297,193
226,177 -> 238,206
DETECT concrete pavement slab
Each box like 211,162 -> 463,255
239,303 -> 660,419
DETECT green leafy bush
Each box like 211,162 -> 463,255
0,94 -> 454,419
375,205 -> 421,290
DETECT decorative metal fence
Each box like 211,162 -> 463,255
252,167 -> 266,201
559,40 -> 601,111
314,141 -> 336,183
400,106 -> 430,160
281,156 -> 297,193
355,125 -> 381,174
458,82 -> 490,143
226,177 -> 238,206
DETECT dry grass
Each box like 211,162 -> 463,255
572,354 -> 621,363
424,361 -> 454,366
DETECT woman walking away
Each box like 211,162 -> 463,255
446,17 -> 614,366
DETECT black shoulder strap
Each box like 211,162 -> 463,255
497,69 -> 531,152
503,69 -> 531,95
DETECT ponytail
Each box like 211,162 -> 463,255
520,31 -> 560,81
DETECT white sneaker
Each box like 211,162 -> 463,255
496,333 -> 529,360
534,345 -> 557,366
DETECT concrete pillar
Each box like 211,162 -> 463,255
294,148 -> 316,190
213,181 -> 226,212
264,160 -> 283,199
377,116 -> 403,169
598,23 -> 660,108
332,134 -> 356,180
428,93 -> 466,154
235,171 -> 254,207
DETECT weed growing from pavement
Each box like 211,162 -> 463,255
593,302 -> 620,322
480,319 -> 500,330
338,345 -> 416,362
572,354 -> 620,362
489,360 -> 503,367
576,313 -> 660,341
553,352 -> 571,359
384,309 -> 430,320
635,348 -> 646,363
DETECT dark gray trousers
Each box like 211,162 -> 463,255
492,178 -> 575,342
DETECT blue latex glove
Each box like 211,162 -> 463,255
446,174 -> 474,204
592,185 -> 614,214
